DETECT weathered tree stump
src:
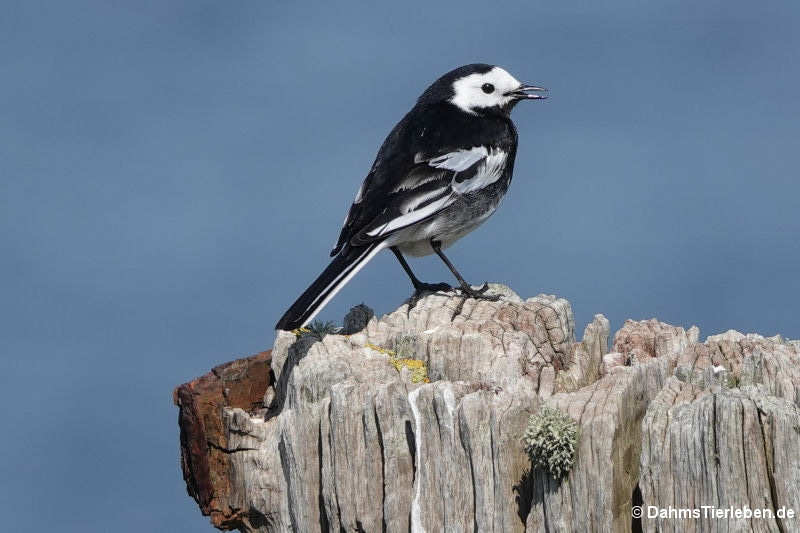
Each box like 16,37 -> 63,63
174,286 -> 800,532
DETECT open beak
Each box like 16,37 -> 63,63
505,84 -> 548,100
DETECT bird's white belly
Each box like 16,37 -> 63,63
392,204 -> 496,257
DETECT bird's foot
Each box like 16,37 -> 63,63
412,281 -> 453,296
406,282 -> 452,314
457,282 -> 501,301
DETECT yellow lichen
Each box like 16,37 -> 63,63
366,342 -> 430,383
366,342 -> 396,356
389,357 -> 430,383
291,327 -> 311,337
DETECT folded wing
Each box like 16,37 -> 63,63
342,146 -> 506,247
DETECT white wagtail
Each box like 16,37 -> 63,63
276,64 -> 546,330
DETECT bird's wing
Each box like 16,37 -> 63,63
346,146 -> 507,245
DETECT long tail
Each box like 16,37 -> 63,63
275,241 -> 386,331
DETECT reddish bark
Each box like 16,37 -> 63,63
173,350 -> 271,529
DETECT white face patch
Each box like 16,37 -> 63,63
449,67 -> 522,114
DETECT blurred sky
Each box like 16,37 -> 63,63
1,1 -> 799,531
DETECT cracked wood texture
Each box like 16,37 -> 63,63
173,350 -> 272,530
174,285 -> 800,532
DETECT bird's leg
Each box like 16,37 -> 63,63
391,247 -> 451,294
430,240 -> 499,300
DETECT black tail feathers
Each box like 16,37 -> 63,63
275,242 -> 382,331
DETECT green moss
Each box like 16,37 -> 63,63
523,406 -> 579,479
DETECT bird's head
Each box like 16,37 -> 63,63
418,64 -> 546,116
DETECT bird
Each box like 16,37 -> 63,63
276,63 -> 546,331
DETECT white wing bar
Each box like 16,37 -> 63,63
428,146 -> 488,172
364,146 -> 507,239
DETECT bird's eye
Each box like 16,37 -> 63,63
481,83 -> 495,94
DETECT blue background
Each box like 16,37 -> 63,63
2,1 -> 798,530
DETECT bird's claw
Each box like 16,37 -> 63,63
457,282 -> 500,300
407,282 -> 452,313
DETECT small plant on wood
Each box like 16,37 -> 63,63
296,320 -> 340,341
523,406 -> 578,479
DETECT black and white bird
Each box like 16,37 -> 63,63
276,64 -> 546,331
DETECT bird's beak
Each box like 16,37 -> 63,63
505,84 -> 548,100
